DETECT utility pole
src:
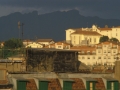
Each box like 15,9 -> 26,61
18,21 -> 24,40
18,21 -> 26,72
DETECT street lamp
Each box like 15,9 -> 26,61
18,21 -> 24,40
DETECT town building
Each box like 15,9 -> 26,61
65,28 -> 101,46
70,41 -> 120,66
65,25 -> 120,46
36,39 -> 55,46
45,41 -> 71,49
25,42 -> 43,48
0,69 -> 118,90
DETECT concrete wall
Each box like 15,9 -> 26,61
0,63 -> 25,72
115,60 -> 120,82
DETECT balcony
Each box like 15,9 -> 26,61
96,47 -> 102,49
112,47 -> 117,49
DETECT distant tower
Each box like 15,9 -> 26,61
105,25 -> 108,28
92,25 -> 97,31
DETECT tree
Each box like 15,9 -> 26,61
4,38 -> 23,49
109,38 -> 119,42
99,36 -> 109,43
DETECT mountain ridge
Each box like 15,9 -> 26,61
0,9 -> 120,41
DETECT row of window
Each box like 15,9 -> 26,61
98,51 -> 117,53
79,57 -> 118,59
79,51 -> 117,54
72,36 -> 96,43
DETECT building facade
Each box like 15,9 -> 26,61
45,41 -> 71,49
71,41 -> 120,66
66,25 -> 120,46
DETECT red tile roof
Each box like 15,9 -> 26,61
94,78 -> 105,90
48,78 -> 62,90
98,28 -> 112,31
26,79 -> 37,90
71,78 -> 85,90
70,46 -> 96,50
71,31 -> 102,36
36,39 -> 53,42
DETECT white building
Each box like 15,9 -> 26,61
70,41 -> 120,65
66,28 -> 102,46
36,39 -> 55,46
45,41 -> 71,49
94,25 -> 120,40
65,25 -> 120,46
25,42 -> 43,48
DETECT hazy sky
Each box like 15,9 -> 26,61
0,0 -> 119,19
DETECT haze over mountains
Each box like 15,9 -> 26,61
0,9 -> 120,41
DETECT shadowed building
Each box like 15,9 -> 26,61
26,48 -> 79,72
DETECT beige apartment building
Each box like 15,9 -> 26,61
71,41 -> 120,66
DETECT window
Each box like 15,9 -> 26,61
82,57 -> 85,59
58,46 -> 61,48
116,33 -> 117,36
94,38 -> 96,42
108,57 -> 111,59
104,45 -> 106,47
89,38 -> 91,42
104,57 -> 106,59
104,50 -> 106,53
88,57 -> 90,59
98,57 -> 101,59
93,57 -> 95,59
113,50 -> 116,53
98,50 -> 101,53
108,50 -> 111,53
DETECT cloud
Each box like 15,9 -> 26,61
0,0 -> 120,19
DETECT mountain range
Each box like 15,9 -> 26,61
0,9 -> 120,41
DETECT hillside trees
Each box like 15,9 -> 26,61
109,38 -> 119,42
4,38 -> 23,49
99,36 -> 119,43
1,38 -> 23,58
99,36 -> 109,43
